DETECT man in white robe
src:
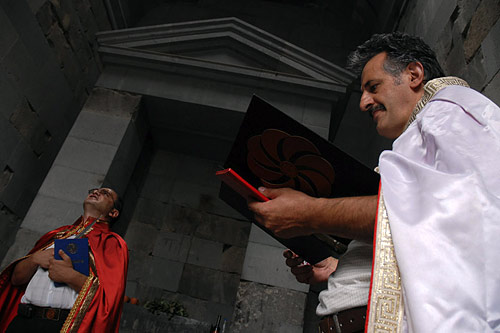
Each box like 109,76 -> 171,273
248,32 -> 500,332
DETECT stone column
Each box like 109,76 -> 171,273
1,88 -> 144,269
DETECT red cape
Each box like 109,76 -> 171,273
0,218 -> 128,333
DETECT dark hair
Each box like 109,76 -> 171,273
347,32 -> 444,82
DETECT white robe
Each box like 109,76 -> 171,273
379,85 -> 500,332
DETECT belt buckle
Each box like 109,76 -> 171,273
332,314 -> 342,333
43,308 -> 60,321
318,314 -> 342,333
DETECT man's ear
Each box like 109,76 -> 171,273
108,209 -> 119,219
407,61 -> 425,89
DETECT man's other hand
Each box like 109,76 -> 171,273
283,249 -> 337,285
31,248 -> 54,269
11,248 -> 55,286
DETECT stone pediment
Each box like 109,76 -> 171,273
96,17 -> 355,97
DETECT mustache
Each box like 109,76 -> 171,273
367,105 -> 386,118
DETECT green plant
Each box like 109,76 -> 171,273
144,299 -> 189,319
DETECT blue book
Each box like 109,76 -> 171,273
54,238 -> 89,287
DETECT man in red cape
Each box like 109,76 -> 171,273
0,187 -> 128,332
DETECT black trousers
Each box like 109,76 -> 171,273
6,314 -> 65,333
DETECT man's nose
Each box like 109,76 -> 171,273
360,91 -> 374,112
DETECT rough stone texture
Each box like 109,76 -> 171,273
178,264 -> 240,305
434,20 -> 453,68
0,0 -> 111,266
88,0 -> 111,30
9,98 -> 50,158
483,71 -> 500,105
454,0 -> 480,35
186,237 -> 224,269
220,245 -> 247,275
131,198 -> 167,230
152,230 -> 192,262
463,47 -> 488,90
120,303 -> 211,333
165,291 -> 235,327
424,0 -> 458,48
463,0 -> 500,61
146,256 -> 185,292
231,281 -> 306,333
0,205 -> 22,267
445,24 -> 468,77
396,0 -> 500,101
17,194 -> 82,235
193,213 -> 251,248
0,8 -> 18,62
0,227 -> 43,271
481,17 -> 500,83
125,221 -> 159,255
53,137 -> 116,175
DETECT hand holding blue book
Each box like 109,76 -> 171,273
54,238 -> 89,287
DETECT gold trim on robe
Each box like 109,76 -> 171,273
61,238 -> 99,333
366,191 -> 403,332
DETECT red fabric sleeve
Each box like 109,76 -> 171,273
76,230 -> 129,333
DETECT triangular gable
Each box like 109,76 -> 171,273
96,17 -> 355,93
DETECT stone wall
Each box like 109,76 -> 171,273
123,148 -> 252,326
31,0 -> 111,104
0,0 -> 111,264
396,0 -> 500,104
123,146 -> 310,331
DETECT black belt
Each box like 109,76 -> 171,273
318,305 -> 367,333
17,303 -> 70,321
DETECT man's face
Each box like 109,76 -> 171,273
84,188 -> 118,218
360,52 -> 421,139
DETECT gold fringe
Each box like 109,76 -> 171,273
403,76 -> 469,131
367,192 -> 403,332
61,273 -> 99,333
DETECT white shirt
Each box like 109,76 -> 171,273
316,240 -> 372,316
21,242 -> 78,309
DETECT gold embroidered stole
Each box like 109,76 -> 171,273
60,218 -> 102,333
366,77 -> 469,332
61,253 -> 99,333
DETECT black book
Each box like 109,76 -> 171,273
218,95 -> 379,264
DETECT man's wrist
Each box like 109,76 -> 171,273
65,269 -> 87,292
306,197 -> 325,234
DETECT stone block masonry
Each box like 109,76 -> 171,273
396,0 -> 500,102
123,146 -> 312,331
0,0 -> 112,266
